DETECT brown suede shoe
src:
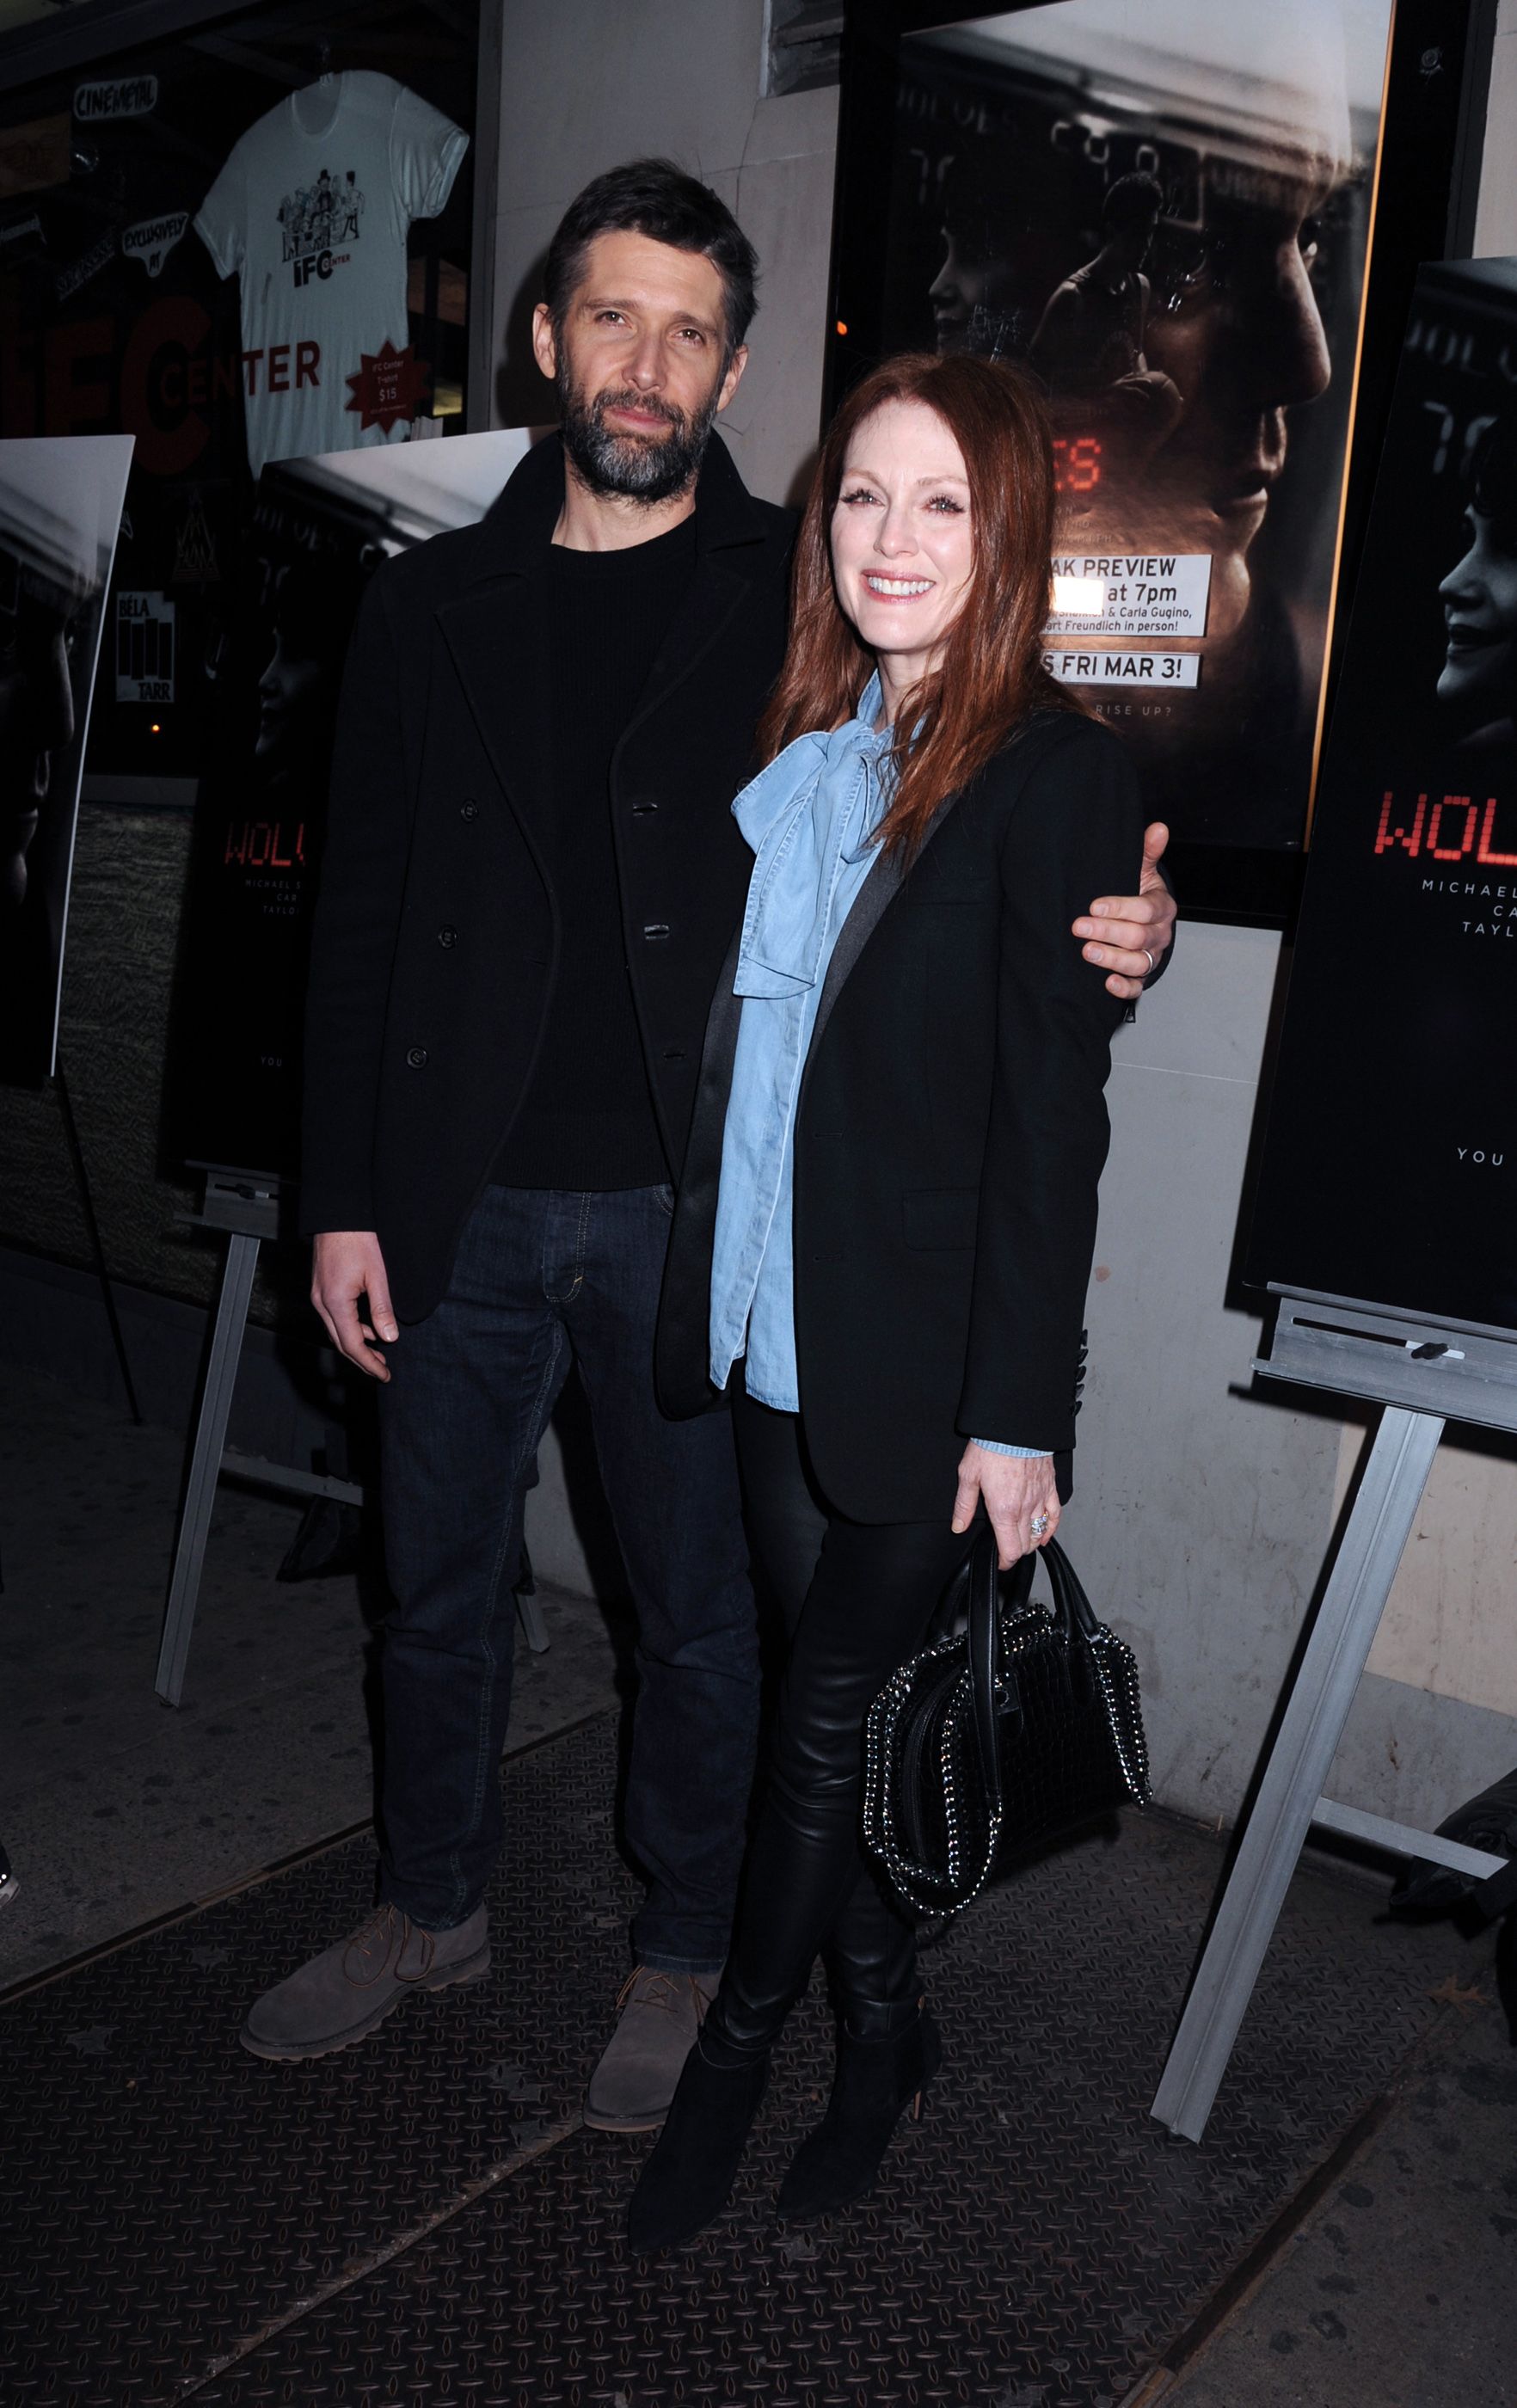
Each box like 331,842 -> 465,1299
583,1966 -> 719,2132
240,1901 -> 489,2061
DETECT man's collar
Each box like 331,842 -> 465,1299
472,428 -> 771,584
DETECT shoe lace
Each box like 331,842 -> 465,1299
615,1966 -> 685,2018
343,1901 -> 436,1987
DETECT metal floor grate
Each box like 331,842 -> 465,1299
7,1714 -> 1458,2406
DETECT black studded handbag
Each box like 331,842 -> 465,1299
863,1528 -> 1151,1918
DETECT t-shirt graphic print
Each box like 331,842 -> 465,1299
195,71 -> 468,476
278,169 -> 365,265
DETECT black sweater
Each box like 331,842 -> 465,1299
490,515 -> 697,1189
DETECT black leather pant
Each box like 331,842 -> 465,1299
704,1387 -> 976,2061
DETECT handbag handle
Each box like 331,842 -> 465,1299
1037,1534 -> 1100,1640
961,1526 -> 1043,1825
963,1526 -> 1004,1828
963,1528 -> 1094,1812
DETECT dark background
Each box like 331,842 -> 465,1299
164,462 -> 375,1177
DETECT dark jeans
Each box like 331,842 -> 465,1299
376,1183 -> 759,1974
717,1385 -> 976,2042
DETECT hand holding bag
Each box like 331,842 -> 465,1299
863,1529 -> 1150,1917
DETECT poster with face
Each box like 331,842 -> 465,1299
0,433 -> 134,1088
841,0 -> 1397,897
169,427 -> 529,1179
1247,260 -> 1517,1336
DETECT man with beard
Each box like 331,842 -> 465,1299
241,160 -> 1177,2122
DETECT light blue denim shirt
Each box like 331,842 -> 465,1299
708,673 -> 1043,1458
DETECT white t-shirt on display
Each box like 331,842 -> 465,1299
194,71 -> 468,476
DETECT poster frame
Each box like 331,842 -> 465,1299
0,428 -> 134,1087
827,0 -> 1499,924
1242,253 -> 1517,1335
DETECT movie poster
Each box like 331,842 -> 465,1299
0,432 -> 133,1087
1247,260 -> 1517,1336
168,427 -> 530,1181
868,0 -> 1394,862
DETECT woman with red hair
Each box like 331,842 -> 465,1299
631,352 -> 1145,2251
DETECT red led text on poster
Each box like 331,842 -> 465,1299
224,820 -> 306,869
1373,789 -> 1517,866
1052,436 -> 1102,494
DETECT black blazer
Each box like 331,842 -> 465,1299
300,433 -> 795,1322
655,710 -> 1145,1525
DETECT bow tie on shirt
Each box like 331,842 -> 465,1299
730,673 -> 894,1000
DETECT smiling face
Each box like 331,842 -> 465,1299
829,398 -> 975,710
1437,507 -> 1517,735
531,229 -> 746,506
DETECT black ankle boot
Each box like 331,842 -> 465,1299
625,2034 -> 770,2254
776,2000 -> 941,2224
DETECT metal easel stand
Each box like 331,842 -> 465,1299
54,1050 -> 143,1427
154,1170 -> 550,1707
1152,1291 -> 1517,2144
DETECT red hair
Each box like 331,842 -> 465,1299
757,352 -> 1080,856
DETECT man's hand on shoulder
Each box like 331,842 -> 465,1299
312,1231 -> 398,1381
1072,820 -> 1176,1001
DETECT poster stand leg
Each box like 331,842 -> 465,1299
155,1217 -> 261,1707
1151,1293 -> 1517,2144
54,1052 -> 142,1426
1152,1406 -> 1440,2141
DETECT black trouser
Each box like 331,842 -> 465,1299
710,1386 -> 976,2055
376,1184 -> 758,1969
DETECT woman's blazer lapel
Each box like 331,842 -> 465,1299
655,826 -> 923,1416
792,796 -> 957,1123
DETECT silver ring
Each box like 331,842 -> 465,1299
1030,1513 -> 1049,1536
1141,948 -> 1156,977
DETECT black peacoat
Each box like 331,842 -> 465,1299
299,432 -> 795,1322
654,710 -> 1145,1525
